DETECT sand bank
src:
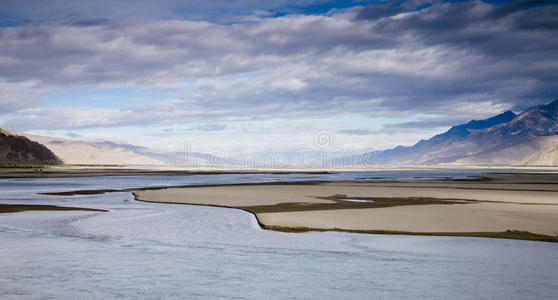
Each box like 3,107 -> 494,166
134,176 -> 558,242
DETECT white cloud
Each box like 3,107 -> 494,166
0,80 -> 44,114
0,1 -> 556,135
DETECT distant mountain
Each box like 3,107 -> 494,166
20,133 -> 167,165
0,129 -> 62,165
21,133 -> 229,166
371,110 -> 518,164
355,99 -> 558,166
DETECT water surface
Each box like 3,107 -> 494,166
1,170 -> 557,299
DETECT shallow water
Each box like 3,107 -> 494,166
341,198 -> 375,203
1,171 -> 557,299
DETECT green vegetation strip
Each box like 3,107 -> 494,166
0,204 -> 107,213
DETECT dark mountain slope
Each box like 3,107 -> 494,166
0,129 -> 63,165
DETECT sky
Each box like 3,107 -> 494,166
0,0 -> 557,154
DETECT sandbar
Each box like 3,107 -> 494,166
134,175 -> 558,242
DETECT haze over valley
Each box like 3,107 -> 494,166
3,99 -> 557,167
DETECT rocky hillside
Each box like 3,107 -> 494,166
449,135 -> 558,166
0,129 -> 63,165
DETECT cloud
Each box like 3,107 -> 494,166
355,0 -> 434,20
337,128 -> 376,136
0,1 -> 557,131
66,132 -> 83,139
189,123 -> 227,131
0,80 -> 43,114
383,119 -> 456,130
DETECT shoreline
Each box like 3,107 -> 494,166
2,165 -> 558,178
0,167 -> 330,178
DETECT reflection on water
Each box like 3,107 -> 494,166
1,171 -> 557,299
341,198 -> 375,203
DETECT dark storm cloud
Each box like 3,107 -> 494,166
351,0 -> 558,109
357,0 -> 558,58
0,0 -> 557,130
511,3 -> 558,30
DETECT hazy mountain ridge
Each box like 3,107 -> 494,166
368,99 -> 558,166
20,134 -> 168,165
20,133 -> 229,166
0,129 -> 63,165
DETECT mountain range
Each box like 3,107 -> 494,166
1,99 -> 557,166
0,132 -> 229,166
18,133 -> 169,165
360,99 -> 558,166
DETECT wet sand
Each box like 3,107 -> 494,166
134,174 -> 558,242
